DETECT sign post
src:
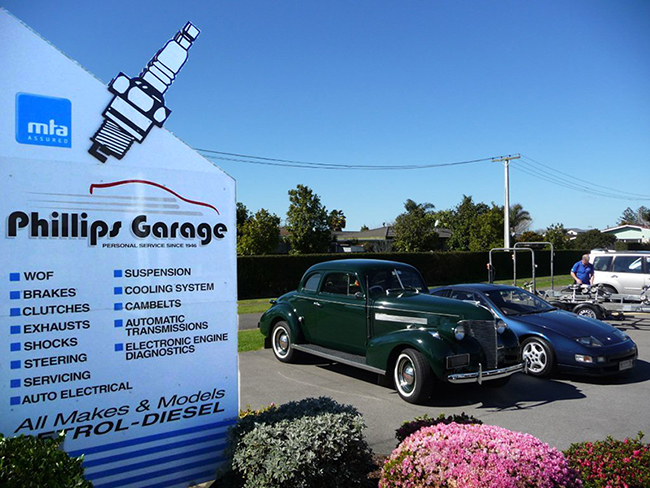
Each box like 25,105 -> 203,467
1,10 -> 238,488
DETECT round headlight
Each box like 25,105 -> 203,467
454,324 -> 466,341
496,320 -> 507,334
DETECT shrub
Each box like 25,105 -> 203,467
0,432 -> 92,488
381,423 -> 581,488
223,397 -> 374,488
564,433 -> 650,488
395,412 -> 482,444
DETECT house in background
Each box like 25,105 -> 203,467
601,225 -> 650,244
333,226 -> 452,253
567,228 -> 588,240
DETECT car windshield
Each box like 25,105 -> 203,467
484,288 -> 556,316
367,267 -> 428,296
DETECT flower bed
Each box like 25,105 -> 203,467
381,423 -> 581,488
564,433 -> 650,488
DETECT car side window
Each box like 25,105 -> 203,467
320,273 -> 350,296
302,273 -> 322,292
612,256 -> 643,274
449,290 -> 475,302
431,289 -> 449,298
646,257 -> 650,273
593,256 -> 612,271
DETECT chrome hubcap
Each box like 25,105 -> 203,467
274,329 -> 289,356
523,342 -> 547,373
397,356 -> 416,394
578,309 -> 597,319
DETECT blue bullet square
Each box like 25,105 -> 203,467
10,379 -> 21,388
114,303 -> 123,311
114,269 -> 123,278
10,396 -> 21,406
10,308 -> 21,317
10,273 -> 20,281
10,325 -> 21,334
10,360 -> 21,369
114,319 -> 123,328
10,343 -> 21,352
114,287 -> 123,295
10,291 -> 20,300
114,343 -> 124,352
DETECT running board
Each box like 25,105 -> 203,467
293,344 -> 386,375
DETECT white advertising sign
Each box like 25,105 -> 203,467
1,10 -> 238,488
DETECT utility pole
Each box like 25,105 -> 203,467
492,154 -> 520,249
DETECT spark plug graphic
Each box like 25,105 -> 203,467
89,22 -> 200,163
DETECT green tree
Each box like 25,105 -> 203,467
618,206 -> 650,226
571,230 -> 616,250
517,230 -> 546,243
544,223 -> 569,250
469,204 -> 504,251
285,185 -> 331,254
237,208 -> 281,255
327,209 -> 346,232
510,203 -> 532,236
445,195 -> 489,251
236,202 -> 250,239
393,199 -> 439,252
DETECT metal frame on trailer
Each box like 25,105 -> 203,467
488,247 -> 536,294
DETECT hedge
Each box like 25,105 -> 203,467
237,250 -> 585,299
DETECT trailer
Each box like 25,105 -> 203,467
541,284 -> 650,320
488,245 -> 650,320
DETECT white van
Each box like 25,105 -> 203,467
590,250 -> 650,295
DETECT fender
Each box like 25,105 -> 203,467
258,303 -> 303,344
366,329 -> 456,380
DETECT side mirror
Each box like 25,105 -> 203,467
355,292 -> 365,299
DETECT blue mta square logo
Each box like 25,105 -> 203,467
16,93 -> 72,148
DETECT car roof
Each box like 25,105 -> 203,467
305,259 -> 418,274
434,283 -> 520,292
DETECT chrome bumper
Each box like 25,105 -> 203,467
447,362 -> 526,385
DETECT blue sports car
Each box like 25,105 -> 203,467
430,284 -> 638,377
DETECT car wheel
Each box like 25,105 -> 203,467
271,321 -> 295,363
601,285 -> 618,295
393,349 -> 433,404
573,303 -> 602,320
521,337 -> 555,377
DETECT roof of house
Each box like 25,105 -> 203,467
602,224 -> 650,233
334,226 -> 451,240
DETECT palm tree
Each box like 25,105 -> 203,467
510,204 -> 532,236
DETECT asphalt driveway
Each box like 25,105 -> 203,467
239,314 -> 650,455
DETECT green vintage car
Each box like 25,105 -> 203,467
259,259 -> 524,404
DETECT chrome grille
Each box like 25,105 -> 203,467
461,320 -> 498,369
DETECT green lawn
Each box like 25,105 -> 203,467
488,274 -> 574,289
238,298 -> 275,315
238,329 -> 265,352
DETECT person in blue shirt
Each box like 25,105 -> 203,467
571,254 -> 595,286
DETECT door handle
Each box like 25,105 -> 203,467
313,302 -> 322,307
611,275 -> 618,278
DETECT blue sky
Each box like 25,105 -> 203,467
4,0 -> 649,231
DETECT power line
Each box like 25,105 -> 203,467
196,147 -> 496,171
195,145 -> 649,201
520,154 -> 650,199
512,164 -> 650,201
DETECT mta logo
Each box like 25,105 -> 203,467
16,93 -> 71,148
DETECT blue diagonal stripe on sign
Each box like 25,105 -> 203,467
87,444 -> 228,480
67,418 -> 237,457
139,469 -> 216,488
93,457 -> 226,488
83,431 -> 228,468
